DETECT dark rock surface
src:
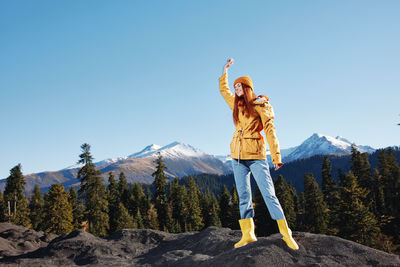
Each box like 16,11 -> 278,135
0,223 -> 399,267
0,223 -> 57,259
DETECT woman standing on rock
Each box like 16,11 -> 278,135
219,58 -> 299,250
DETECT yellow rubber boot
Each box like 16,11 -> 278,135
234,218 -> 257,248
277,219 -> 299,250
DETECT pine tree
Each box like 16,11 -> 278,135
142,188 -> 153,229
144,187 -> 152,212
77,143 -> 97,197
288,182 -> 300,214
337,172 -> 380,247
201,191 -> 221,228
303,173 -> 328,234
186,177 -> 204,231
108,172 -> 121,234
230,186 -> 240,230
146,203 -> 159,230
108,172 -> 137,233
219,185 -> 233,228
254,186 -> 277,236
165,203 -> 175,232
378,149 -> 392,216
118,172 -> 129,206
321,156 -> 340,235
321,156 -> 335,199
350,146 -> 373,209
3,164 -> 30,227
68,186 -> 84,230
128,183 -> 145,226
372,168 -> 386,217
139,186 -> 150,224
199,192 -> 209,230
377,148 -> 400,244
133,208 -> 144,229
43,183 -> 73,235
384,148 -> 400,217
29,184 -> 44,231
297,192 -> 306,231
86,176 -> 109,236
77,143 -> 109,236
209,193 -> 222,227
113,202 -> 135,231
169,177 -> 188,232
152,154 -> 171,232
274,175 -> 296,229
0,191 -> 7,222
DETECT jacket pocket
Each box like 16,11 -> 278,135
242,137 -> 261,155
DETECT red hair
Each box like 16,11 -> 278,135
233,84 -> 257,125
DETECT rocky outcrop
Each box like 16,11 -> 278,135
0,223 -> 57,259
0,223 -> 399,266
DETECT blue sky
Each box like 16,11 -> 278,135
1,0 -> 399,179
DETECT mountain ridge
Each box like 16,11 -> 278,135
29,134 -> 377,175
0,134 -> 383,193
0,141 -> 231,193
281,133 -> 375,163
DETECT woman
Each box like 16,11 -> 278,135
219,58 -> 299,250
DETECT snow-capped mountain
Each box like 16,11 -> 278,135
128,144 -> 162,158
282,133 -> 375,162
219,133 -> 375,165
64,135 -> 375,173
9,141 -> 232,192
65,157 -> 128,170
64,142 -> 208,170
128,142 -> 207,159
1,135 -> 379,193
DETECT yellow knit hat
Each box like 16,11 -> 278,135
234,76 -> 253,90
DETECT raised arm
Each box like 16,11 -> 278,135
219,58 -> 235,110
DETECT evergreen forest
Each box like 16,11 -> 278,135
1,144 -> 399,254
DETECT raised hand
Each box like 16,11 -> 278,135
223,58 -> 234,74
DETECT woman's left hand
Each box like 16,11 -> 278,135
274,163 -> 284,171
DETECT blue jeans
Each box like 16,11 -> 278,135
232,159 -> 285,220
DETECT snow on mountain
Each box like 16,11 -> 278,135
62,134 -> 375,172
63,142 -> 209,171
125,134 -> 375,167
64,157 -> 127,170
215,133 -> 370,166
283,133 -> 375,162
95,157 -> 128,166
130,142 -> 207,159
5,135 -> 381,193
335,136 -> 353,144
357,145 -> 376,154
128,144 -> 162,158
64,163 -> 84,170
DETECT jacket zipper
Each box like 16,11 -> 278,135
237,128 -> 243,165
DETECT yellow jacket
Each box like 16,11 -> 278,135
219,72 -> 282,164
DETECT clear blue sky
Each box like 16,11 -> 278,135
1,0 -> 399,179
